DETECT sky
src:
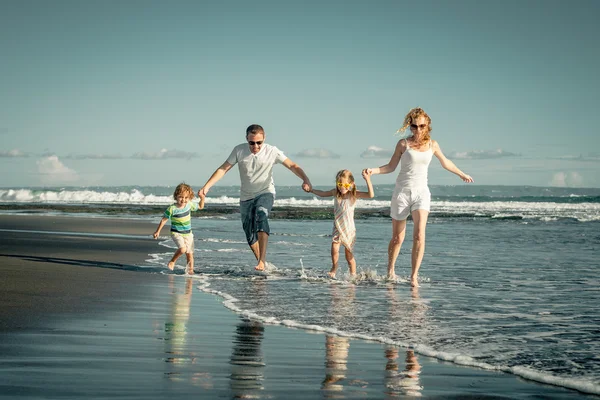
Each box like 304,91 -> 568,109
1,0 -> 599,188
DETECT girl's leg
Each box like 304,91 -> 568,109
344,247 -> 356,276
410,209 -> 429,287
168,247 -> 186,270
185,252 -> 194,274
387,219 -> 407,279
329,242 -> 341,277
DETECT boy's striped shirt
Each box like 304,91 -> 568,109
164,202 -> 199,234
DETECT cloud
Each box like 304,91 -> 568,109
0,149 -> 29,157
360,146 -> 393,159
36,156 -> 79,184
64,153 -> 125,160
550,172 -> 584,187
449,149 -> 520,160
132,148 -> 199,160
554,154 -> 600,162
294,148 -> 340,159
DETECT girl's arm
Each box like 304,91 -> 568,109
356,170 -> 375,199
365,140 -> 405,176
310,188 -> 336,198
432,140 -> 474,183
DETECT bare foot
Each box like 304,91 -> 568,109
186,268 -> 194,275
387,273 -> 397,281
327,271 -> 336,278
168,262 -> 175,271
254,261 -> 265,271
411,278 -> 420,288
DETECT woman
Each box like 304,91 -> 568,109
365,107 -> 473,287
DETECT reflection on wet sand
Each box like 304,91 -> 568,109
384,347 -> 422,397
322,334 -> 350,396
230,318 -> 265,399
163,276 -> 212,388
384,286 -> 424,397
322,284 -> 357,397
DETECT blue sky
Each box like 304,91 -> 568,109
1,0 -> 599,188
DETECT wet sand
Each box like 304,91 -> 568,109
0,214 -> 594,399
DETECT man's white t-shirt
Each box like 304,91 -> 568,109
226,143 -> 287,201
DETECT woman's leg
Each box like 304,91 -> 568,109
387,218 -> 407,279
410,209 -> 429,287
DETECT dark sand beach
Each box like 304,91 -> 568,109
0,214 -> 595,399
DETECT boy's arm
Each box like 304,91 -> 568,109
153,217 -> 169,239
356,171 -> 375,199
310,188 -> 336,198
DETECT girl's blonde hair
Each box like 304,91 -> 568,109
396,107 -> 432,143
173,183 -> 194,200
335,169 -> 357,201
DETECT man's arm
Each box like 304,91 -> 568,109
198,161 -> 234,197
282,158 -> 312,192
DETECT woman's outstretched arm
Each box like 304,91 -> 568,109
432,140 -> 474,183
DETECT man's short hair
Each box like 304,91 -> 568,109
246,124 -> 264,136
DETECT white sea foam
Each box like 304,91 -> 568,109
2,188 -> 599,221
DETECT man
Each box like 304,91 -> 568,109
198,124 -> 312,271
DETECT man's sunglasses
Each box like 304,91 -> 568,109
248,141 -> 263,146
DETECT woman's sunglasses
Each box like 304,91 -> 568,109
337,182 -> 353,189
248,141 -> 263,146
410,124 -> 427,130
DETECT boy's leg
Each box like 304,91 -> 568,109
168,248 -> 185,270
344,247 -> 356,276
329,242 -> 340,277
185,234 -> 195,274
185,252 -> 194,274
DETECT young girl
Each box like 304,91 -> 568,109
310,169 -> 374,278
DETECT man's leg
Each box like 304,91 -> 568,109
254,231 -> 268,271
241,198 -> 260,261
253,194 -> 274,271
249,242 -> 260,260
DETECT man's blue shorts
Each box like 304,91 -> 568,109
240,193 -> 274,245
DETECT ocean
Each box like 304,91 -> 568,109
1,184 -> 599,396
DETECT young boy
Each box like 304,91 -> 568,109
153,183 -> 205,274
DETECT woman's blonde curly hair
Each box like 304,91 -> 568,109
396,107 -> 432,143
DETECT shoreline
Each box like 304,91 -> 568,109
0,204 -> 493,220
0,214 -> 596,398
